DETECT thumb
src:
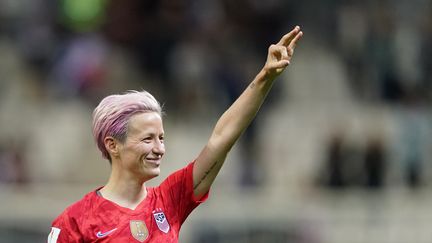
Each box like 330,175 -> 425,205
268,60 -> 290,70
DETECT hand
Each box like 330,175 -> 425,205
263,26 -> 303,79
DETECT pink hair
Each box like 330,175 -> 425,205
92,90 -> 162,161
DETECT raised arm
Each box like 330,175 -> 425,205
193,26 -> 303,198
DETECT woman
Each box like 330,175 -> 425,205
48,26 -> 303,242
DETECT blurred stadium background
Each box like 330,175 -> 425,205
1,0 -> 432,242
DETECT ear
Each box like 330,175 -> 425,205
104,136 -> 120,159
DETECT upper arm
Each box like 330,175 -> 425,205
49,212 -> 82,243
192,138 -> 229,198
48,224 -> 77,243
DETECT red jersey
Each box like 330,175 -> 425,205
48,162 -> 208,243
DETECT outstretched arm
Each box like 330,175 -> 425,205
193,26 -> 303,198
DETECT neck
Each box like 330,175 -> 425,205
100,167 -> 148,210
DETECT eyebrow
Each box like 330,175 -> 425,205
140,131 -> 164,137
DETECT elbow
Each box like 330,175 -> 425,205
207,132 -> 236,155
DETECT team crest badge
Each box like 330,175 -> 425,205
130,220 -> 149,242
153,208 -> 170,233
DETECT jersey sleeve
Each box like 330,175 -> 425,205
159,161 -> 209,224
48,211 -> 83,243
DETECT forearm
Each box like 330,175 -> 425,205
211,69 -> 275,152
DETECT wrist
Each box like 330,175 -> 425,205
256,67 -> 276,84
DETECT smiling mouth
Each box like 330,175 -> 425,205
145,158 -> 161,166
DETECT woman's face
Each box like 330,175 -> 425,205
117,112 -> 165,180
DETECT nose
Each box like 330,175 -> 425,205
152,139 -> 165,156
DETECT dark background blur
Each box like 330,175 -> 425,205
1,0 -> 432,242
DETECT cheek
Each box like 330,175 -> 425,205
124,144 -> 149,156
140,143 -> 154,153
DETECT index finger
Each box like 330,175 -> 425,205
288,31 -> 303,50
277,26 -> 301,46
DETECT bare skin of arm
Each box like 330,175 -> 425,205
193,26 -> 303,198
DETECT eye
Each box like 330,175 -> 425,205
142,137 -> 152,143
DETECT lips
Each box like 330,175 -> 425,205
145,157 -> 161,166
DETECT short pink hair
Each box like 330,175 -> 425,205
92,90 -> 162,161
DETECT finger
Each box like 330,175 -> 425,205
267,60 -> 290,70
288,31 -> 303,51
280,46 -> 289,60
277,26 -> 301,46
269,45 -> 288,59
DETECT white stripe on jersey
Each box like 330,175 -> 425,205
47,227 -> 61,243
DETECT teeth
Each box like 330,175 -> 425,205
146,159 -> 160,165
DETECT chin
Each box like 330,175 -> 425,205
140,160 -> 161,179
146,168 -> 161,179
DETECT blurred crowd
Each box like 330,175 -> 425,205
0,0 -> 432,191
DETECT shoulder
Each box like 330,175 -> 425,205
52,190 -> 98,227
161,162 -> 194,187
156,161 -> 207,203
